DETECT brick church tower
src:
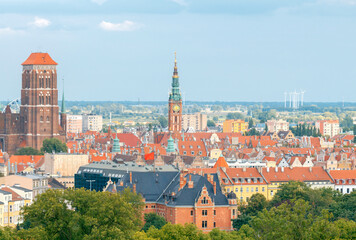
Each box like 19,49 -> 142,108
0,53 -> 66,154
168,53 -> 182,135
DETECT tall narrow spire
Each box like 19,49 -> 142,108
61,79 -> 66,114
169,52 -> 181,101
173,51 -> 178,77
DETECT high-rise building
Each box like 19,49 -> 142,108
66,115 -> 83,133
0,53 -> 66,154
315,120 -> 340,137
82,114 -> 103,132
266,119 -> 289,133
182,113 -> 207,132
168,53 -> 182,135
223,119 -> 248,133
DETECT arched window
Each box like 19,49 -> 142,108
46,116 -> 49,122
40,116 -> 43,122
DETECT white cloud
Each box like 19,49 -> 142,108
91,0 -> 107,5
318,0 -> 356,5
172,0 -> 188,6
99,20 -> 140,31
29,17 -> 51,28
0,27 -> 23,35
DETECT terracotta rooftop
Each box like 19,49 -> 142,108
22,53 -> 58,65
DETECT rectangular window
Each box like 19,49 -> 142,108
201,197 -> 208,204
191,210 -> 193,216
251,187 -> 254,192
9,206 -> 12,212
262,187 -> 265,192
202,221 -> 207,228
214,210 -> 216,216
271,190 -> 274,196
202,210 -> 207,216
246,187 -> 249,192
235,188 -> 238,192
214,222 -> 216,228
256,187 -> 258,192
240,187 -> 243,192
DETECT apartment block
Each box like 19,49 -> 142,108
182,113 -> 207,132
82,114 -> 103,132
223,119 -> 248,133
66,115 -> 83,133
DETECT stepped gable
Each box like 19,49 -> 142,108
156,173 -> 228,206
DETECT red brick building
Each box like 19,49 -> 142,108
0,53 -> 66,154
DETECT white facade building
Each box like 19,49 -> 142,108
82,114 -> 103,132
266,120 -> 289,133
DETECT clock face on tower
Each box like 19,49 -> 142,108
173,104 -> 180,112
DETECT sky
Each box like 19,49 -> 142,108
0,0 -> 356,102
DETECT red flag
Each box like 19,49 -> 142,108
144,152 -> 155,161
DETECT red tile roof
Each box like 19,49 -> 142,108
330,170 -> 356,181
213,156 -> 229,168
22,53 -> 57,65
262,167 -> 333,183
1,187 -> 23,201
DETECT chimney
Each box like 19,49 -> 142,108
130,172 -> 132,184
266,167 -> 270,172
213,181 -> 216,195
309,167 -> 312,172
133,183 -> 136,193
242,167 -> 246,172
281,167 -> 284,172
275,167 -> 278,172
179,173 -> 185,189
188,175 -> 194,189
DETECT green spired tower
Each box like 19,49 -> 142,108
168,52 -> 183,134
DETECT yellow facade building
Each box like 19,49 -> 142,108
219,168 -> 268,203
0,186 -> 32,227
223,119 -> 248,133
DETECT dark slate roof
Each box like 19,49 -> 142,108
157,173 -> 229,206
48,178 -> 66,189
107,171 -> 180,202
0,189 -> 11,195
11,185 -> 32,192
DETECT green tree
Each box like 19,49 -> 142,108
329,191 -> 356,221
233,194 -> 267,230
145,223 -> 209,240
142,213 -> 167,232
41,138 -> 68,153
245,128 -> 260,136
248,118 -> 254,129
341,115 -> 353,131
157,116 -> 168,128
21,188 -> 144,240
207,120 -> 216,128
226,112 -> 245,120
15,147 -> 42,156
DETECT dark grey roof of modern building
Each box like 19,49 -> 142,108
78,161 -> 178,175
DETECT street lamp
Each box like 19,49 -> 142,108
86,180 -> 95,191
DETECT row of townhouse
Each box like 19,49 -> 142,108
0,185 -> 32,227
189,164 -> 356,203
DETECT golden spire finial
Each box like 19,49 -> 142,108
174,51 -> 177,63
